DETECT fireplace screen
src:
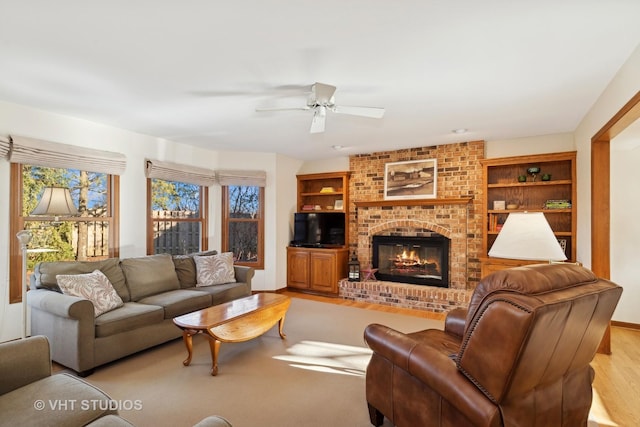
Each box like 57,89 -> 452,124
372,235 -> 449,287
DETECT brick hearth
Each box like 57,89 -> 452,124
339,279 -> 471,313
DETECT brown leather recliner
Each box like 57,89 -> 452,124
364,263 -> 622,427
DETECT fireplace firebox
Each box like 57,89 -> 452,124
372,235 -> 449,287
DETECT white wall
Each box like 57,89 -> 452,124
298,156 -> 349,174
485,133 -> 575,159
611,143 -> 640,323
0,100 -> 299,341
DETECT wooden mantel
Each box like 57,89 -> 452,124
354,197 -> 473,208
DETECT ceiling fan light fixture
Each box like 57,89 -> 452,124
256,82 -> 385,133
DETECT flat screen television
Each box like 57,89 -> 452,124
291,212 -> 345,247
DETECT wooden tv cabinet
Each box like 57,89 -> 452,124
287,246 -> 348,296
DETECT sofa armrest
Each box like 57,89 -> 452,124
233,265 -> 254,287
0,336 -> 51,395
27,289 -> 96,374
444,308 -> 467,339
27,289 -> 95,320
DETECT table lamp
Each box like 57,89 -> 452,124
488,212 -> 567,261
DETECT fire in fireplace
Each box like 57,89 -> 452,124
372,235 -> 450,287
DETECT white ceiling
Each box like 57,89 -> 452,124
1,1 -> 639,161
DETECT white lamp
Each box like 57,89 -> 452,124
17,186 -> 78,338
31,186 -> 79,222
488,212 -> 567,261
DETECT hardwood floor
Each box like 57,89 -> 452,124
283,291 -> 640,427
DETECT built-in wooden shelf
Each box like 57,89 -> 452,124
354,197 -> 473,208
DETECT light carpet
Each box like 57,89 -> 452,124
81,297 -> 443,427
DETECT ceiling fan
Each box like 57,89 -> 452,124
255,82 -> 385,133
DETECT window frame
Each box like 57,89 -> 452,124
221,185 -> 265,269
9,162 -> 120,304
146,178 -> 209,255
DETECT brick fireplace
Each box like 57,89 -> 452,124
338,141 -> 485,312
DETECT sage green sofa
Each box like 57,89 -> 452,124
0,336 -> 234,427
27,252 -> 253,376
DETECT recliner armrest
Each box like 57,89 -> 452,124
365,323 -> 498,424
444,308 -> 467,338
364,324 -> 420,370
408,342 -> 499,423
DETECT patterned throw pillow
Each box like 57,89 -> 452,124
56,269 -> 124,316
193,252 -> 237,287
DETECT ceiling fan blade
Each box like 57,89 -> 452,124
255,106 -> 311,112
310,106 -> 327,133
332,105 -> 385,118
312,83 -> 337,104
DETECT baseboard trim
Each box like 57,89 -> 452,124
611,320 -> 640,330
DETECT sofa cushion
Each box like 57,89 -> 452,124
0,373 -> 116,427
172,250 -> 218,288
121,254 -> 180,301
194,252 -> 237,287
56,269 -> 124,316
188,282 -> 251,305
33,257 -> 130,302
137,289 -> 212,319
94,302 -> 164,338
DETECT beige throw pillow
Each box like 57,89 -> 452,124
194,252 -> 236,287
56,269 -> 124,316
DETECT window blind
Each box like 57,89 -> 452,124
217,170 -> 267,187
0,136 -> 9,159
145,159 -> 217,187
9,135 -> 127,175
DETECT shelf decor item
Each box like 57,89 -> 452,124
541,173 -> 551,181
527,167 -> 541,182
334,199 -> 344,210
545,199 -> 572,209
384,159 -> 437,200
518,175 -> 527,182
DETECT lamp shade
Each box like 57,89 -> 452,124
31,187 -> 78,217
488,212 -> 567,261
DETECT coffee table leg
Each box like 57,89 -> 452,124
207,335 -> 221,376
181,330 -> 194,366
278,313 -> 287,339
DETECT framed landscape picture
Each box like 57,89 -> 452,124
384,159 -> 437,200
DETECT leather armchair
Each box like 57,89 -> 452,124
364,263 -> 622,427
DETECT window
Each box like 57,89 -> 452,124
222,185 -> 264,269
147,178 -> 208,255
9,163 -> 119,303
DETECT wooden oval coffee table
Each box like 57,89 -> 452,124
173,293 -> 291,376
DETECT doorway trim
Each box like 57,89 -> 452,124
591,90 -> 640,353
